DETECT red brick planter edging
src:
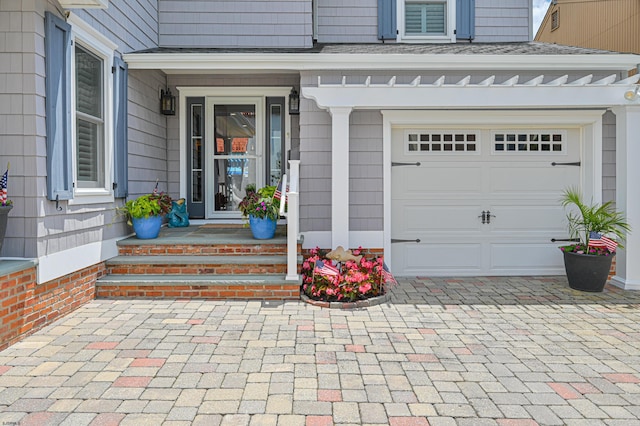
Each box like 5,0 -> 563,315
300,291 -> 391,309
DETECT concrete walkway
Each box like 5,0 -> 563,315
1,277 -> 640,426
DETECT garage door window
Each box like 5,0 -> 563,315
405,131 -> 479,154
492,131 -> 565,154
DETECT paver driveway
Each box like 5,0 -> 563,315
1,277 -> 640,426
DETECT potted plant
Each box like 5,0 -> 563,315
118,192 -> 172,239
238,184 -> 280,239
559,188 -> 630,292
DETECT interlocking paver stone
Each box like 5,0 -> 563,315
1,277 -> 640,424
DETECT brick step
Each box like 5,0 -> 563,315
105,255 -> 301,275
116,242 -> 300,257
96,274 -> 302,300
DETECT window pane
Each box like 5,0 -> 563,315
75,45 -> 102,118
76,117 -> 102,184
269,104 -> 282,186
214,105 -> 256,156
406,2 -> 445,35
75,44 -> 104,188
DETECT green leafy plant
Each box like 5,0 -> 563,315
560,188 -> 630,255
117,192 -> 172,225
238,185 -> 280,222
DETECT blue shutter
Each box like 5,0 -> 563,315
45,12 -> 73,201
456,0 -> 475,40
113,56 -> 128,198
378,0 -> 397,40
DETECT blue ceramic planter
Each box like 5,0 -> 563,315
132,215 -> 163,239
249,216 -> 277,239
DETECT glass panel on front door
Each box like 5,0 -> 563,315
213,104 -> 258,213
266,97 -> 285,186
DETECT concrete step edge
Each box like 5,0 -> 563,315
97,274 -> 303,286
106,255 -> 303,265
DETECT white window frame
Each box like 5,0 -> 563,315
68,14 -> 117,205
397,0 -> 456,43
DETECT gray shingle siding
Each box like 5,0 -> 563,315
314,0 -> 530,45
158,0 -> 313,48
128,69 -> 170,198
315,0 -> 378,43
71,0 -> 159,52
474,0 -> 530,42
0,1 -> 165,257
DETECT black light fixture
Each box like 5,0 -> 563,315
160,87 -> 176,115
288,87 -> 300,115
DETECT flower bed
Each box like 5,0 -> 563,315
301,247 -> 396,305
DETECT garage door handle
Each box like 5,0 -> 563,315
551,161 -> 581,167
551,238 -> 580,243
391,238 -> 421,243
486,211 -> 496,224
392,162 -> 421,167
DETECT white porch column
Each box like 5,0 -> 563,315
329,107 -> 352,250
612,105 -> 640,290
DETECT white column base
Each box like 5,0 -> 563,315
610,276 -> 640,291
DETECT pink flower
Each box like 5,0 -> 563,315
359,283 -> 371,294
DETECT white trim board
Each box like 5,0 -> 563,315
37,237 -> 121,284
123,53 -> 640,72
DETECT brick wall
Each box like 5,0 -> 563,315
0,263 -> 105,351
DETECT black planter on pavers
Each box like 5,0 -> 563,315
563,250 -> 614,292
0,205 -> 12,253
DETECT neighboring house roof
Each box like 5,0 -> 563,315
124,42 -> 639,73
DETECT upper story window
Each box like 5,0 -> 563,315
398,0 -> 456,43
378,0 -> 472,43
551,10 -> 559,31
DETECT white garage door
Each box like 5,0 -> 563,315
391,127 -> 581,276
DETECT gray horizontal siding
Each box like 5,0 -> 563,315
474,0 -> 530,42
315,0 -> 531,44
128,70 -> 170,198
349,111 -> 383,231
159,0 -> 312,48
315,0 -> 378,43
71,0 -> 158,52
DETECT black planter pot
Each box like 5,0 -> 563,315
563,250 -> 615,292
0,205 -> 12,254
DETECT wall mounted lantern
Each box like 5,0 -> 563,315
160,87 -> 176,115
624,86 -> 639,102
288,87 -> 300,115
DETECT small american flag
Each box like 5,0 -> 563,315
588,231 -> 618,252
381,262 -> 397,285
314,260 -> 339,277
0,169 -> 7,204
273,179 -> 283,201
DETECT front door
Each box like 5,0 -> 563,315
207,98 -> 263,218
185,94 -> 287,219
